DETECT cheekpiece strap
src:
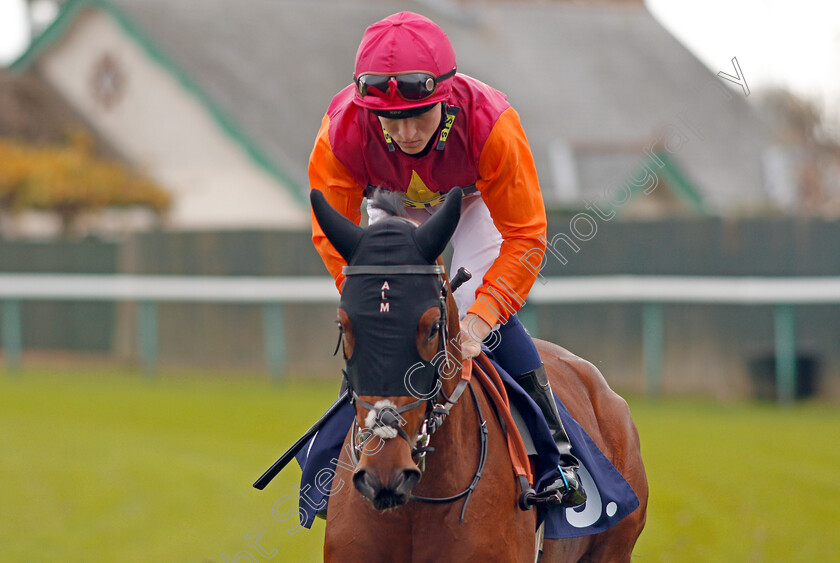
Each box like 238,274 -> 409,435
342,265 -> 445,276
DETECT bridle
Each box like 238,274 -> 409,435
337,264 -> 488,522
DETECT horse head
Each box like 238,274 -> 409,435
311,187 -> 464,511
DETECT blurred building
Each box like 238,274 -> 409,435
4,0 -> 836,396
6,0 -> 782,233
8,0 -> 310,232
0,67 -> 87,145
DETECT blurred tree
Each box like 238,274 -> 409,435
0,131 -> 170,236
757,88 -> 840,216
759,89 -> 838,146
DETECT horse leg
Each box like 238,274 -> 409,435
541,537 -> 590,562
542,520 -> 643,563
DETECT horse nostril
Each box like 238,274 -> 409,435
392,468 -> 421,496
353,469 -> 379,499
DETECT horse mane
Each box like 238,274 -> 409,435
368,188 -> 407,218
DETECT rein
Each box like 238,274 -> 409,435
409,380 -> 488,524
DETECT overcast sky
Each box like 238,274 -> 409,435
0,0 -> 30,65
646,0 -> 840,106
1,0 -> 839,116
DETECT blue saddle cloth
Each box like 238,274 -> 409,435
294,358 -> 639,539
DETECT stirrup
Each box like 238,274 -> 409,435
517,475 -> 563,510
556,466 -> 586,507
519,485 -> 566,509
519,488 -> 564,509
538,465 -> 586,506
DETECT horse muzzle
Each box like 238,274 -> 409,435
353,466 -> 421,510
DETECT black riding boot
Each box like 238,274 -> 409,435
514,365 -> 587,507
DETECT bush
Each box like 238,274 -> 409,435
0,132 -> 170,235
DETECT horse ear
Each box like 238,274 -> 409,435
414,187 -> 463,262
311,189 -> 364,262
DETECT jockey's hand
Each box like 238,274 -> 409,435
459,313 -> 492,359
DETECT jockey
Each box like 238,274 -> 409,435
309,11 -> 585,507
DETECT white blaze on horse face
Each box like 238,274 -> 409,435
364,400 -> 400,439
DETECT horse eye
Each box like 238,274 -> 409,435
428,321 -> 440,338
333,321 -> 346,356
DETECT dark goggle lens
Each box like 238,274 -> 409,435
357,72 -> 449,101
393,73 -> 438,100
356,75 -> 392,98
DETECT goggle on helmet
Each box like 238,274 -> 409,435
353,12 -> 457,115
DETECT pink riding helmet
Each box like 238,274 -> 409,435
353,12 -> 457,114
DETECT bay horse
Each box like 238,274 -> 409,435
310,187 -> 647,562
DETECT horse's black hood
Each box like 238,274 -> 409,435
341,270 -> 442,397
311,188 -> 463,397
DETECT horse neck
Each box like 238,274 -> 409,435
427,288 -> 480,456
439,284 -> 464,398
418,360 -> 488,495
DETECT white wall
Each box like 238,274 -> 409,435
37,8 -> 308,230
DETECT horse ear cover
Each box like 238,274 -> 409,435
311,189 -> 364,262
413,187 -> 463,262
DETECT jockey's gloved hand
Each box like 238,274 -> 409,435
459,313 -> 492,359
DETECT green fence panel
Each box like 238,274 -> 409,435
1,299 -> 23,370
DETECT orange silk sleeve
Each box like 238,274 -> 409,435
467,107 -> 547,327
309,113 -> 365,292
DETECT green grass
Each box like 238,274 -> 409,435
631,398 -> 840,562
0,367 -> 329,562
1,368 -> 839,562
